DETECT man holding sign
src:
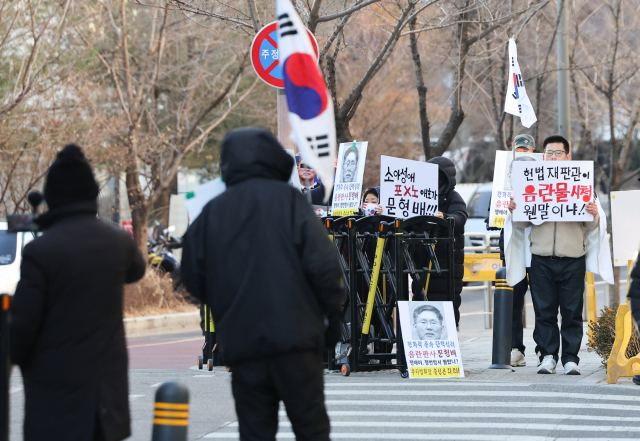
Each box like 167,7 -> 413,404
508,135 -> 598,375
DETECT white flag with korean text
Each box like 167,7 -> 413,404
276,0 -> 336,201
504,38 -> 537,128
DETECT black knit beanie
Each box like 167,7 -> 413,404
44,144 -> 99,210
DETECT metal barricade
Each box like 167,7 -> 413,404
463,232 -> 501,329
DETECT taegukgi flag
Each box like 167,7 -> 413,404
504,38 -> 537,128
276,0 -> 337,201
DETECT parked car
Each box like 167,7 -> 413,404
463,183 -> 499,253
0,222 -> 35,295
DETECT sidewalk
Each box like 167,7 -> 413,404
458,323 -> 625,384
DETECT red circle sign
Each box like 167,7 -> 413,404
250,21 -> 319,89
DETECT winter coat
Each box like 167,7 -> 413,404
181,127 -> 344,365
412,157 -> 468,325
10,201 -> 146,441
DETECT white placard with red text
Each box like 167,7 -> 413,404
380,156 -> 438,218
512,161 -> 594,224
398,301 -> 464,379
331,141 -> 368,216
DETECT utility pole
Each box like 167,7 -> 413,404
557,0 -> 571,140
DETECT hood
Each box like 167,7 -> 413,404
427,156 -> 457,196
220,127 -> 294,187
361,186 -> 380,204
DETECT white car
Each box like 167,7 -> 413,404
0,222 -> 35,295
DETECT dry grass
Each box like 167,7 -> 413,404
587,305 -> 640,367
123,267 -> 197,318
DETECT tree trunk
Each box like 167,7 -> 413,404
409,17 -> 431,160
124,135 -> 148,257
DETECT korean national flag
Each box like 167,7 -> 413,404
504,38 -> 537,128
276,0 -> 337,201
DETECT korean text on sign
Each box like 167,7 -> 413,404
512,161 -> 594,223
379,156 -> 438,219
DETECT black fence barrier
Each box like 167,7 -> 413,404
324,215 -> 456,377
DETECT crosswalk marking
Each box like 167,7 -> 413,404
226,421 -> 640,432
279,410 -> 640,422
204,381 -> 640,440
325,399 -> 640,412
324,389 -> 640,401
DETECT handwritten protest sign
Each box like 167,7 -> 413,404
489,151 -> 542,227
398,301 -> 464,378
331,141 -> 368,216
512,160 -> 594,224
380,156 -> 438,218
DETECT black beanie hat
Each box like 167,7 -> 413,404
44,144 -> 99,210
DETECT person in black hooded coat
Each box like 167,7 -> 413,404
412,157 -> 467,326
181,127 -> 344,441
10,144 -> 146,441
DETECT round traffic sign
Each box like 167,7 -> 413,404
250,21 -> 319,89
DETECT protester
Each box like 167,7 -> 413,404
509,135 -> 599,375
503,134 -> 537,367
360,186 -> 383,215
181,127 -> 344,441
628,253 -> 640,385
412,157 -> 467,326
10,144 -> 146,441
296,155 -> 320,193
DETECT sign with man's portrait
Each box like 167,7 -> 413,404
511,160 -> 594,224
398,301 -> 464,378
331,141 -> 368,216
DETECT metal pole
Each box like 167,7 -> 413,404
489,268 -> 514,370
557,0 -> 571,139
277,89 -> 296,150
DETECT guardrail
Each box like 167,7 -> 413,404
463,232 -> 500,329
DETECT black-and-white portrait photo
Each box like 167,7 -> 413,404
339,145 -> 359,183
411,303 -> 447,340
505,154 -> 537,191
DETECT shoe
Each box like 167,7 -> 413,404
633,375 -> 640,386
537,355 -> 556,374
563,361 -> 580,375
510,349 -> 526,367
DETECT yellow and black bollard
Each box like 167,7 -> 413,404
151,381 -> 189,441
489,267 -> 514,370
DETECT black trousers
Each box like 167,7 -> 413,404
511,275 -> 529,354
231,350 -> 330,441
528,254 -> 585,365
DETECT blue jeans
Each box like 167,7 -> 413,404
529,254 -> 585,365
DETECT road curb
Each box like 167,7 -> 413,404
124,311 -> 200,335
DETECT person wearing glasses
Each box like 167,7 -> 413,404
508,135 -> 599,376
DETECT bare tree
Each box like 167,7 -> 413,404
86,0 -> 259,254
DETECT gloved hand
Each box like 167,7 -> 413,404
324,311 -> 342,350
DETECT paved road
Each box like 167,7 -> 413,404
9,326 -> 640,440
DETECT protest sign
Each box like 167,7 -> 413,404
398,301 -> 464,378
611,190 -> 640,266
184,177 -> 226,222
285,149 -> 302,191
489,151 -> 542,227
511,161 -> 594,224
331,141 -> 368,216
380,156 -> 438,218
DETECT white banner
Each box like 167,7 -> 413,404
331,141 -> 368,216
611,190 -> 640,266
398,301 -> 464,379
504,38 -> 537,128
380,156 -> 438,218
489,151 -> 542,227
276,0 -> 336,202
512,161 -> 594,224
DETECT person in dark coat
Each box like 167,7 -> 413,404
412,157 -> 467,326
9,144 -> 146,441
181,127 -> 344,441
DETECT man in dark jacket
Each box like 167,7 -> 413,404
10,144 -> 146,441
412,157 -> 467,326
181,127 -> 344,441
